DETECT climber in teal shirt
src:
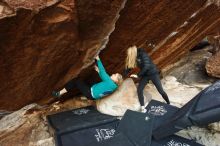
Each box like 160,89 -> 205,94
52,56 -> 123,100
91,57 -> 118,99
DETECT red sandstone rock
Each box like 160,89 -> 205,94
0,0 -> 125,110
206,51 -> 220,78
206,35 -> 220,78
0,0 -> 220,110
101,0 -> 220,74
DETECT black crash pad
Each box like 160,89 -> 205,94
57,120 -> 119,146
47,106 -> 118,134
47,106 -> 119,146
145,100 -> 179,130
153,80 -> 220,140
85,133 -> 134,146
151,135 -> 203,146
116,110 -> 154,146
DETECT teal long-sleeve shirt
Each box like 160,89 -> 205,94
91,59 -> 118,99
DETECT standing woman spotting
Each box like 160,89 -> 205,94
125,46 -> 170,112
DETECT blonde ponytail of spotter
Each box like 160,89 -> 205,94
125,46 -> 137,69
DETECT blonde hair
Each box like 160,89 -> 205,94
125,46 -> 137,69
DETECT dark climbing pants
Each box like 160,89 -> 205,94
137,74 -> 170,106
64,78 -> 94,100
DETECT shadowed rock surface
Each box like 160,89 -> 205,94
0,0 -> 220,110
164,48 -> 216,86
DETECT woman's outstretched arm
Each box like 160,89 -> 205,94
95,56 -> 111,81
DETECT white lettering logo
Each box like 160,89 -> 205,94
72,108 -> 90,115
147,106 -> 167,116
95,129 -> 115,142
166,139 -> 190,146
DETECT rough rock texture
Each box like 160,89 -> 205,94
207,34 -> 220,53
206,35 -> 220,78
100,0 -> 220,74
0,98 -> 92,146
0,0 -> 126,110
151,48 -> 218,106
164,48 -> 216,87
206,50 -> 220,78
0,0 -> 60,19
177,126 -> 220,146
96,78 -> 151,116
0,104 -> 53,146
209,122 -> 220,132
0,0 -> 220,110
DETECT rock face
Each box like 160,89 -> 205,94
0,103 -> 54,146
0,98 -> 92,146
177,126 -> 220,146
96,78 -> 151,116
164,48 -> 216,86
0,0 -> 126,110
206,35 -> 220,78
100,0 -> 220,74
0,0 -> 220,110
206,50 -> 220,78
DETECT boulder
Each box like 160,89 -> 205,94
0,0 -> 126,110
206,50 -> 220,78
163,49 -> 214,86
0,98 -> 91,146
96,78 -> 151,116
0,103 -> 54,146
209,122 -> 220,132
177,126 -> 220,146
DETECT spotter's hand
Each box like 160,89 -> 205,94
130,74 -> 138,78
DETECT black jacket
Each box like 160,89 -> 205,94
124,48 -> 158,77
136,48 -> 158,77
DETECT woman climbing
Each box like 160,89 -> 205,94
125,46 -> 170,112
52,55 -> 123,100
